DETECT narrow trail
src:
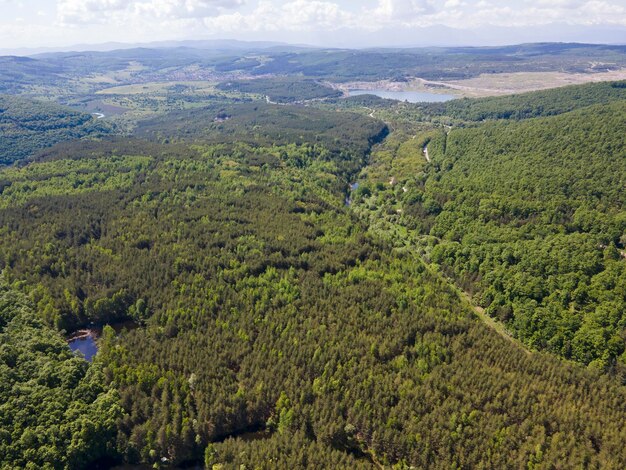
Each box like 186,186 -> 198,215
420,255 -> 532,356
351,192 -> 533,356
457,289 -> 532,355
350,128 -> 532,357
362,106 -> 375,118
265,95 -> 280,105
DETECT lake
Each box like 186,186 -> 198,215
68,320 -> 138,362
348,89 -> 456,103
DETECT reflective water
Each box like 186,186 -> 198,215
68,335 -> 98,362
68,320 -> 138,362
348,89 -> 456,103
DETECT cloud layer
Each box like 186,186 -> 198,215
1,0 -> 625,50
55,0 -> 626,29
58,0 -> 245,24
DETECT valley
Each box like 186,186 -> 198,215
1,41 -> 626,469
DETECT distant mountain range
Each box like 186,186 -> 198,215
1,23 -> 624,56
0,39 -> 302,57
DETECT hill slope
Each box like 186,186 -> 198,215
215,78 -> 343,103
396,100 -> 626,368
0,280 -> 120,468
0,102 -> 626,468
0,95 -> 113,165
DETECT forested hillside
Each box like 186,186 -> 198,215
136,101 -> 386,152
387,101 -> 626,370
216,79 -> 342,103
0,95 -> 112,165
1,96 -> 626,469
0,103 -> 386,331
136,102 -> 388,186
0,56 -> 64,94
3,45 -> 626,469
0,279 -> 121,468
215,43 -> 626,81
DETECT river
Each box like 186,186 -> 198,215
345,182 -> 360,206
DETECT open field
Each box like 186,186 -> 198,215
96,80 -> 219,95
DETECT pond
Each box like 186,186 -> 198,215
68,333 -> 99,361
348,89 -> 456,103
68,320 -> 138,362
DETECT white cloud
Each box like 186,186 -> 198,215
202,0 -> 353,32
132,0 -> 245,19
366,0 -> 626,28
53,0 -> 626,30
58,0 -> 245,24
374,0 -> 419,17
1,0 -> 625,50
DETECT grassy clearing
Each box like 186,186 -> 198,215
96,80 -> 218,95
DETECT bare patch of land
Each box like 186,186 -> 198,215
336,69 -> 626,98
430,69 -> 626,97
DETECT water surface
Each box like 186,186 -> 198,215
68,320 -> 138,362
348,89 -> 456,103
68,335 -> 98,361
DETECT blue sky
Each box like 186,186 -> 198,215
1,0 -> 625,51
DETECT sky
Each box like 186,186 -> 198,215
1,0 -> 626,52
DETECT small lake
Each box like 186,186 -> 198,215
69,334 -> 99,361
348,89 -> 456,103
68,320 -> 138,362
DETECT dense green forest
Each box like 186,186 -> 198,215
356,99 -> 626,372
2,88 -> 626,468
216,79 -> 342,103
0,103 -> 386,331
427,102 -> 626,368
2,65 -> 626,468
0,279 -> 121,469
0,95 -> 112,165
136,101 -> 386,155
